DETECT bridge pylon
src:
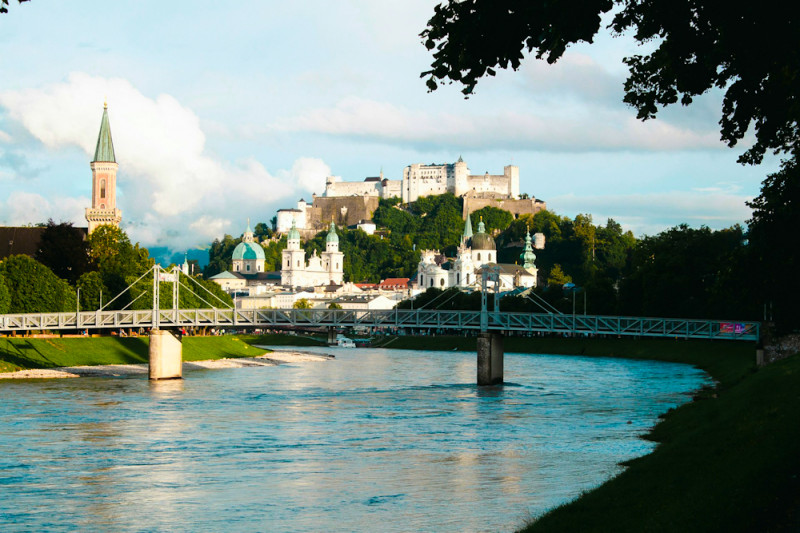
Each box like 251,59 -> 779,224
478,266 -> 504,386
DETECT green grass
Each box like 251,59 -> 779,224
372,334 -> 799,531
237,333 -> 327,347
0,335 -> 269,370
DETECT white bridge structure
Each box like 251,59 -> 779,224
0,265 -> 759,384
0,307 -> 760,342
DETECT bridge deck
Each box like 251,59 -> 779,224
0,308 -> 759,341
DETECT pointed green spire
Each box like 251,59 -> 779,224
93,102 -> 116,163
463,213 -> 473,240
521,230 -> 536,269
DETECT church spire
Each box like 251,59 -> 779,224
463,212 -> 473,242
521,229 -> 537,270
93,102 -> 116,163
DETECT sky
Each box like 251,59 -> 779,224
0,0 -> 780,263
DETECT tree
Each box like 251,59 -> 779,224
546,264 -> 572,286
747,158 -> 800,332
327,302 -> 342,310
0,255 -> 76,313
87,225 -> 152,307
421,1 -> 800,164
76,271 -> 106,311
0,0 -> 29,14
470,206 -> 513,235
0,273 -> 10,313
293,298 -> 312,309
35,219 -> 91,285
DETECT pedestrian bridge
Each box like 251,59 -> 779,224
0,307 -> 760,342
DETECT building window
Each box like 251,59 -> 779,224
336,263 -> 339,270
286,260 -> 290,267
297,260 -> 301,267
440,278 -> 445,287
467,273 -> 470,284
457,273 -> 460,284
477,253 -> 481,261
429,278 -> 433,287
246,264 -> 251,272
100,179 -> 106,198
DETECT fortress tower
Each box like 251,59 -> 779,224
85,102 -> 122,234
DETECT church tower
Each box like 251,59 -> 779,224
322,221 -> 344,284
85,102 -> 122,234
281,219 -> 307,287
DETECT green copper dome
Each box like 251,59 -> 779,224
287,219 -> 301,241
326,220 -> 339,244
93,103 -> 116,163
232,241 -> 265,261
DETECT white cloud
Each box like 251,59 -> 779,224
275,96 -> 723,152
0,73 -> 332,252
0,130 -> 11,143
289,157 -> 331,194
0,191 -> 87,226
550,191 -> 753,237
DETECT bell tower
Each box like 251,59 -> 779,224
85,102 -> 122,234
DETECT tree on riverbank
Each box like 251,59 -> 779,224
0,254 -> 75,313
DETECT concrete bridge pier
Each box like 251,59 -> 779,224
327,327 -> 337,346
149,329 -> 183,380
477,332 -> 503,386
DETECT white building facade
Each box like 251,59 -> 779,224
322,158 -> 519,203
281,220 -> 344,288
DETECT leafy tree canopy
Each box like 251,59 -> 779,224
0,254 -> 76,313
469,206 -> 513,235
0,273 -> 10,314
35,219 -> 91,285
421,0 -> 800,164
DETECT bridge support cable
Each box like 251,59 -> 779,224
523,291 -> 563,315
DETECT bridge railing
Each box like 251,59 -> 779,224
0,308 -> 759,341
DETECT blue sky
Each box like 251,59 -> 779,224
0,0 -> 779,258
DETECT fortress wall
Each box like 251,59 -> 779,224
311,196 -> 380,228
462,197 -> 548,220
325,181 -> 381,197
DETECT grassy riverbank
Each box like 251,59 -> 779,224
372,334 -> 799,531
0,335 -> 267,371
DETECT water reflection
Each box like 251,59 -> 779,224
0,348 -> 709,532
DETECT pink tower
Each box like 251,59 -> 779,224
85,102 -> 122,234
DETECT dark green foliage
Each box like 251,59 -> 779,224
254,222 -> 272,241
77,271 -> 105,310
0,254 -> 76,313
469,206 -> 513,235
35,219 -> 91,285
0,273 -> 10,313
422,0 -> 800,164
619,224 -> 753,320
305,226 -> 419,283
204,234 -> 238,277
747,157 -> 800,332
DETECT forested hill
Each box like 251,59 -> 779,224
203,193 -> 770,325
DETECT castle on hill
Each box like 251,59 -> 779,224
276,158 -> 546,236
324,157 -> 519,203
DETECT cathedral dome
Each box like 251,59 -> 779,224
232,241 -> 265,261
470,217 -> 496,250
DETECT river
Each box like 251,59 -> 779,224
0,346 -> 709,532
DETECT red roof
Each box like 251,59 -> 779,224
355,283 -> 378,289
379,278 -> 410,289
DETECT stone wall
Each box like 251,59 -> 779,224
309,196 -> 380,229
463,197 -> 547,220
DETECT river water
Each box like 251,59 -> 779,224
0,347 -> 709,532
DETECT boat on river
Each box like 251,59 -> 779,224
336,335 -> 356,348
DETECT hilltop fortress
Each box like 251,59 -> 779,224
276,158 -> 546,235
